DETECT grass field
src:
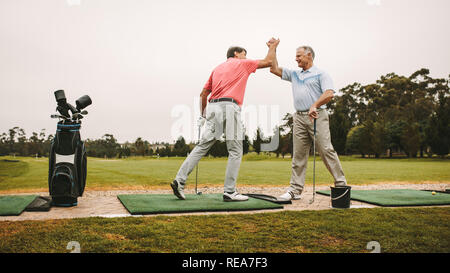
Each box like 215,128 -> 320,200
1,155 -> 449,253
0,155 -> 449,192
0,207 -> 449,253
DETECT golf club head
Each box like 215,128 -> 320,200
72,112 -> 84,120
76,95 -> 92,110
51,114 -> 70,120
54,90 -> 67,105
309,192 -> 316,204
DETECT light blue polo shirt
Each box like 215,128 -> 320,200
281,65 -> 335,111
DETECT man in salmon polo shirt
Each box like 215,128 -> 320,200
171,39 -> 280,202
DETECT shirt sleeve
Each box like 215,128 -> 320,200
203,72 -> 213,90
319,71 -> 335,93
241,59 -> 259,74
281,67 -> 293,82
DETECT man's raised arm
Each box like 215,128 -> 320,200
268,38 -> 283,77
257,38 -> 280,69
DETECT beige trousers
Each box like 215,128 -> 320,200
175,101 -> 244,193
289,110 -> 347,194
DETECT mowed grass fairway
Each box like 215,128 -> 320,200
0,155 -> 449,192
0,207 -> 449,253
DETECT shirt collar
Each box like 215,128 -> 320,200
301,65 -> 316,73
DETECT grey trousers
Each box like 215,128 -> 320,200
289,110 -> 347,194
175,101 -> 244,193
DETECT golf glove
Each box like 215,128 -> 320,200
197,116 -> 206,127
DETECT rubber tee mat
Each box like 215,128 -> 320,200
0,195 -> 38,216
316,189 -> 450,207
117,193 -> 283,215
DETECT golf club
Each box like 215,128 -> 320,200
195,98 -> 204,195
195,123 -> 202,195
50,114 -> 71,121
309,118 -> 317,204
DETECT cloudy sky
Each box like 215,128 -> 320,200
1,0 -> 449,143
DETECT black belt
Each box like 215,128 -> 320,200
209,98 -> 238,105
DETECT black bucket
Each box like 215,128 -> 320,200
330,186 -> 351,208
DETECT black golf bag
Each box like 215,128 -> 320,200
48,89 -> 91,207
48,122 -> 87,206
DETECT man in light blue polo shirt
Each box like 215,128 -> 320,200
268,40 -> 347,201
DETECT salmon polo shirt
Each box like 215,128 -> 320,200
203,58 -> 260,106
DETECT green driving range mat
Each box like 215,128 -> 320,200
117,193 -> 283,215
316,189 -> 450,207
0,195 -> 38,216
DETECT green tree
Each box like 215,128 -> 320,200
253,127 -> 263,155
208,139 -> 228,157
134,137 -> 146,156
85,134 -> 120,158
272,126 -> 282,157
0,133 -> 7,155
386,120 -> 407,157
102,134 -> 120,158
28,132 -> 41,156
346,125 -> 371,157
279,113 -> 293,156
8,127 -> 20,155
401,122 -> 421,158
243,134 -> 250,155
159,144 -> 172,157
370,120 -> 388,158
426,90 -> 449,157
279,134 -> 291,158
16,128 -> 27,156
173,136 -> 190,156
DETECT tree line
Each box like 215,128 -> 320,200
0,128 -> 254,158
327,68 -> 449,158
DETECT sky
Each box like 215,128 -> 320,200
0,0 -> 449,144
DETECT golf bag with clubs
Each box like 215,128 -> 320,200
48,90 -> 92,206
